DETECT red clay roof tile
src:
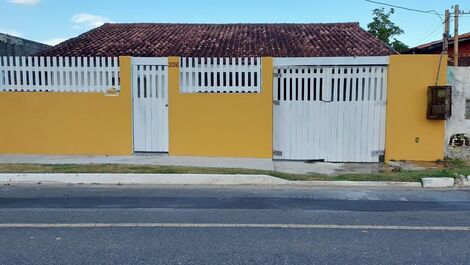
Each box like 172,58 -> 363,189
40,23 -> 395,57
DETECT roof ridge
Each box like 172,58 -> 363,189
102,22 -> 361,26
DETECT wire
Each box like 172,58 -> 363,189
364,0 -> 443,21
413,25 -> 444,46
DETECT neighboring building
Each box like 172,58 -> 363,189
407,32 -> 470,66
0,33 -> 50,56
39,22 -> 394,57
446,67 -> 470,159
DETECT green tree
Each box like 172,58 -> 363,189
367,8 -> 409,53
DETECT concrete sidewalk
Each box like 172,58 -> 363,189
0,173 -> 422,187
0,154 -> 384,176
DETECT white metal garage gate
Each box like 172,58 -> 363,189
132,57 -> 169,153
273,57 -> 388,162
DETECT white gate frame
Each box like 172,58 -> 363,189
131,57 -> 169,153
273,56 -> 389,67
272,56 -> 390,162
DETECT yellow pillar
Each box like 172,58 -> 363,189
167,56 -> 180,156
385,55 -> 447,162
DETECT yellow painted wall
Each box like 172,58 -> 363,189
168,57 -> 273,158
0,56 -> 133,155
385,55 -> 447,161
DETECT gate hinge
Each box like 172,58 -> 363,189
273,100 -> 280,105
273,73 -> 282,78
273,150 -> 283,156
371,150 -> 384,156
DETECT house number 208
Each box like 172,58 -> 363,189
168,62 -> 179,68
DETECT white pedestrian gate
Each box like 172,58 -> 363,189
273,58 -> 388,162
132,57 -> 169,152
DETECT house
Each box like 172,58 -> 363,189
0,33 -> 50,56
0,23 -> 448,163
407,32 -> 470,66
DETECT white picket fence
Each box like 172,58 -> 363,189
0,56 -> 120,92
180,57 -> 261,93
273,63 -> 388,162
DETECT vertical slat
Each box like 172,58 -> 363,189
20,57 -> 27,88
47,57 -> 53,89
147,65 -> 155,151
57,57 -> 63,90
215,57 -> 221,90
154,65 -> 160,150
14,57 -> 20,89
379,67 -> 388,156
372,67 -> 382,162
343,67 -> 352,161
64,57 -> 70,91
26,56 -> 33,88
100,56 -> 105,91
84,57 -> 89,92
242,57 -> 248,92
202,57 -> 207,92
164,64 -> 169,150
0,57 -> 4,90
279,68 -> 284,101
132,64 -> 138,151
235,58 -> 242,92
32,56 -> 40,90
195,58 -> 200,93
135,65 -> 142,150
71,57 -> 76,91
113,57 -> 119,90
7,56 -> 12,88
249,57 -> 254,91
354,68 -> 363,161
189,58 -> 194,92
256,58 -> 261,92
106,57 -> 112,90
292,68 -> 298,101
39,57 -> 45,89
77,57 -> 83,91
181,57 -> 187,92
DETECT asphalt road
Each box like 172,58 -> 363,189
0,184 -> 470,265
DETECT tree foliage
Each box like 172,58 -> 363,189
367,8 -> 409,53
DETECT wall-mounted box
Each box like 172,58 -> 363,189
427,86 -> 451,120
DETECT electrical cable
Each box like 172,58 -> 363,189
413,25 -> 444,46
364,0 -> 443,21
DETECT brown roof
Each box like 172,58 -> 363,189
409,32 -> 470,53
40,23 -> 395,57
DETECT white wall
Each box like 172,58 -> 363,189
446,67 -> 470,158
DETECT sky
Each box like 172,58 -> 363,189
0,0 -> 468,47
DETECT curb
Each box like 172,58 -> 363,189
0,173 -> 423,188
422,177 -> 455,188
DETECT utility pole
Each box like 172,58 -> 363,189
454,4 -> 459,66
443,10 -> 450,53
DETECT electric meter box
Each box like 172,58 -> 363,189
427,86 -> 451,120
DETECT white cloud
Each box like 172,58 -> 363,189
7,0 -> 40,5
71,13 -> 112,29
42,37 -> 67,46
0,28 -> 23,37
